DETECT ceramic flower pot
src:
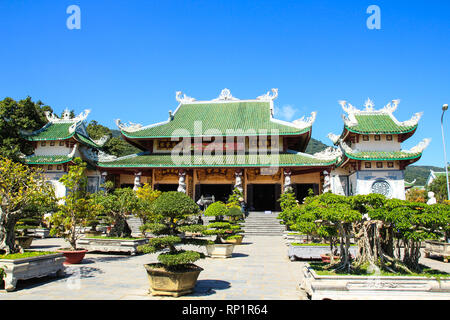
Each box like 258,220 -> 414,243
57,249 -> 88,264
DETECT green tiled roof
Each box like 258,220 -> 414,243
97,152 -> 336,168
121,101 -> 310,138
344,150 -> 422,161
74,133 -> 102,149
24,155 -> 73,165
25,123 -> 74,141
346,114 -> 417,134
24,122 -> 102,149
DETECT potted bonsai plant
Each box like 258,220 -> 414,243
224,206 -> 245,245
50,158 -> 102,264
203,201 -> 239,258
138,191 -> 208,297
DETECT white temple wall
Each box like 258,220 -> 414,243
354,139 -> 401,152
355,170 -> 405,200
35,143 -> 71,156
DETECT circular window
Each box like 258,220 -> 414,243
371,180 -> 391,197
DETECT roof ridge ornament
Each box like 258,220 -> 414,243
312,146 -> 343,161
213,88 -> 239,101
115,119 -> 143,132
327,133 -> 340,144
292,111 -> 317,129
44,109 -> 91,123
256,88 -> 278,101
399,112 -> 423,127
92,135 -> 111,147
175,91 -> 196,104
403,138 -> 431,154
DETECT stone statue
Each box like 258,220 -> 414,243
426,191 -> 437,205
234,170 -> 243,193
177,170 -> 186,193
133,172 -> 142,191
284,169 -> 292,192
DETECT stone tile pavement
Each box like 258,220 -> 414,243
1,236 -> 449,300
0,236 -> 308,300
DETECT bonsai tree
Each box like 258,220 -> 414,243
203,201 -> 240,244
138,191 -> 208,270
0,156 -> 55,254
49,158 -> 102,250
277,188 -> 299,229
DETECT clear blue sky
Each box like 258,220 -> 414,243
0,0 -> 449,167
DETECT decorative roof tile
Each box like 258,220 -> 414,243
97,152 -> 337,168
24,154 -> 73,165
117,89 -> 316,138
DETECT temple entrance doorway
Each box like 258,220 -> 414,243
196,184 -> 233,203
247,184 -> 281,212
155,184 -> 178,192
292,184 -> 319,204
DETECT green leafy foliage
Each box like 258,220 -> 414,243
277,189 -> 298,227
49,158 -> 102,250
138,191 -> 205,270
0,97 -> 51,161
202,201 -> 242,243
427,175 -> 450,203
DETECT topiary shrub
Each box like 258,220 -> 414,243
203,201 -> 242,244
137,191 -> 208,271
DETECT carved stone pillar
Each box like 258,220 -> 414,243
323,170 -> 331,193
177,169 -> 187,194
283,169 -> 292,192
133,172 -> 142,191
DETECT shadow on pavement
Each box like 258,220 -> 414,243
191,279 -> 231,296
231,253 -> 249,258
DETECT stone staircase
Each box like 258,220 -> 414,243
125,216 -> 144,237
242,211 -> 286,236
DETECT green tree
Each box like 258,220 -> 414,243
49,158 -> 102,250
92,187 -> 142,237
0,97 -> 52,161
138,191 -> 207,271
203,202 -> 241,244
86,120 -> 140,157
0,157 -> 56,254
427,175 -> 450,203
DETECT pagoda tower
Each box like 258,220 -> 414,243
21,109 -> 109,197
328,98 -> 430,199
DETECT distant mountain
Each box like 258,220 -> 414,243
305,138 -> 330,154
404,165 -> 444,186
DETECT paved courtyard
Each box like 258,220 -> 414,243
1,236 -> 449,300
0,236 -> 308,300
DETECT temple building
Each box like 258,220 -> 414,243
21,109 -> 107,197
96,89 -> 340,211
21,89 -> 430,208
328,99 -> 429,199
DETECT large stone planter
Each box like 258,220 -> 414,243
288,244 -> 357,261
300,263 -> 450,300
84,230 -> 103,237
0,253 -> 65,292
144,263 -> 203,297
29,228 -> 50,239
206,243 -> 235,258
225,235 -> 244,245
424,240 -> 450,262
76,237 -> 148,255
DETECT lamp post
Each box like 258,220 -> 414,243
441,104 -> 450,200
